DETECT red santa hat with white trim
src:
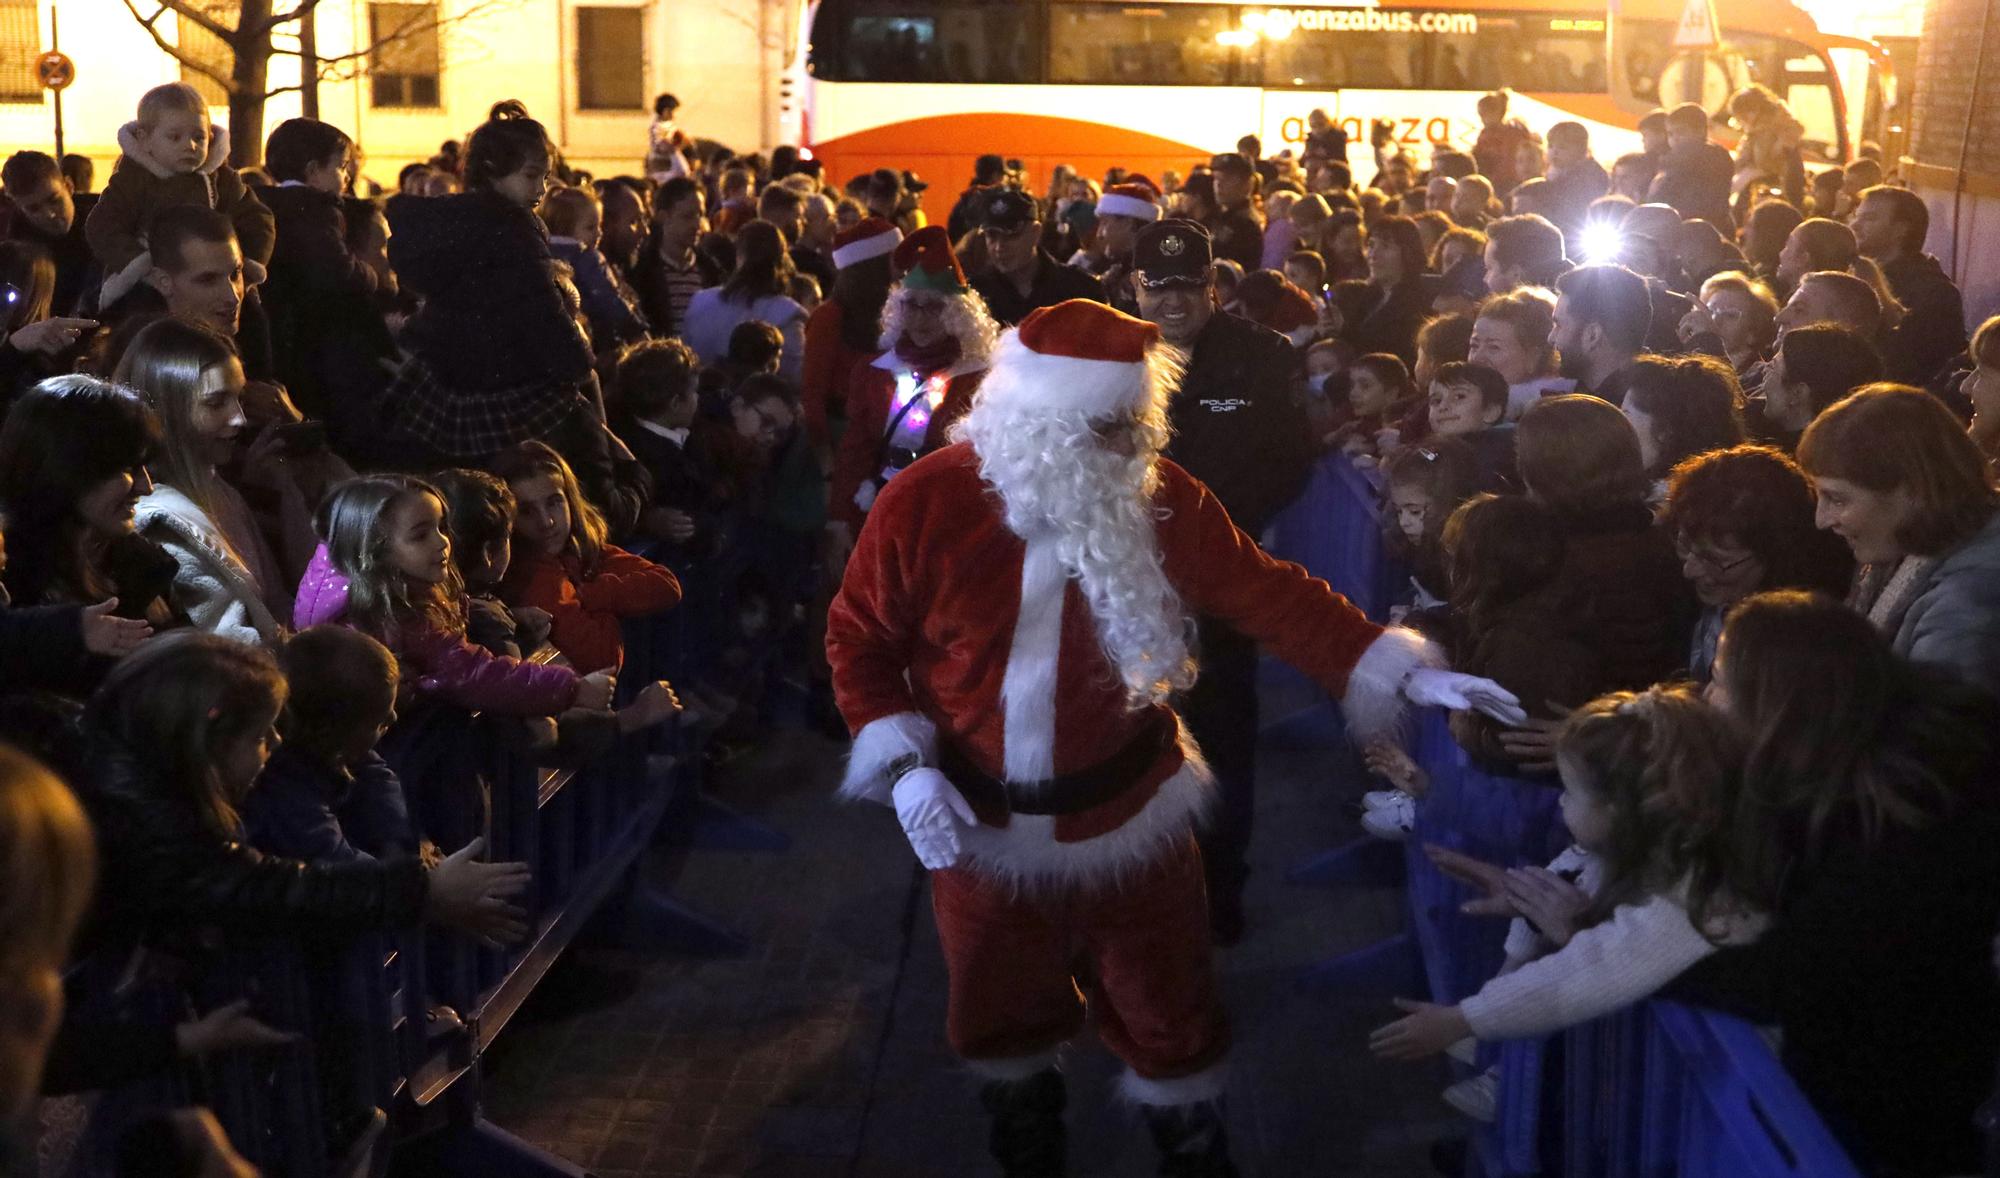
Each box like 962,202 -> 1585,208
982,299 -> 1168,418
830,217 -> 902,269
1096,181 -> 1162,223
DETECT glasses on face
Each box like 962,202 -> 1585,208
1674,536 -> 1757,575
902,297 -> 947,317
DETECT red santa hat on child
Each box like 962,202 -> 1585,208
1096,181 -> 1163,222
891,225 -> 968,294
981,299 -> 1169,419
831,218 -> 902,269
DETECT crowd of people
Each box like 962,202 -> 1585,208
0,72 -> 1997,1178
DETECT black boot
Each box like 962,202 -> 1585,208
980,1068 -> 1068,1177
1141,1099 -> 1240,1178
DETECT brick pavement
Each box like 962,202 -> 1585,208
482,712 -> 1457,1177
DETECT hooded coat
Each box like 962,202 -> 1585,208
85,122 -> 275,304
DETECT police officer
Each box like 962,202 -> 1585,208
1203,152 -> 1265,273
969,187 -> 1107,326
1130,218 -> 1313,944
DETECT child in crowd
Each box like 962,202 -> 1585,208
1441,494 -> 1598,774
613,338 -> 725,559
1380,438 -> 1481,635
294,474 -> 615,717
431,467 -> 681,743
1303,338 -> 1355,448
1425,362 -> 1517,489
539,184 -> 648,351
1370,687 -> 1763,1061
260,118 -> 393,446
492,441 -> 682,675
77,631 -> 536,954
1332,353 -> 1418,463
86,82 -> 275,306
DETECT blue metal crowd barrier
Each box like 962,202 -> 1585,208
1270,451 -> 1862,1177
52,580 -> 765,1177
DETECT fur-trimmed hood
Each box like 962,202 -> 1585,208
116,120 -> 230,180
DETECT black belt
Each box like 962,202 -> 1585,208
940,714 -> 1178,817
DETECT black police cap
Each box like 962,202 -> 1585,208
1132,218 -> 1214,288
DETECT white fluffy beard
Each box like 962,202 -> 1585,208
954,396 -> 1197,709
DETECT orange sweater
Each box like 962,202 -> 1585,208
501,544 -> 682,673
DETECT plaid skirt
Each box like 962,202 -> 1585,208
378,352 -> 591,461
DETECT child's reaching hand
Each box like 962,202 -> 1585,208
81,598 -> 152,657
616,680 -> 684,734
1424,844 -> 1518,917
1502,866 -> 1593,947
173,998 -> 302,1057
573,670 -> 617,711
1364,741 -> 1429,798
1369,998 -> 1472,1061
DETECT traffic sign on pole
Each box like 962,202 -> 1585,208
35,50 -> 74,91
1673,0 -> 1720,49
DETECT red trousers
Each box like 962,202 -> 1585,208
929,835 -> 1229,1088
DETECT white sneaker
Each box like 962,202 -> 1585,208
1445,1037 -> 1478,1067
1360,793 -> 1415,841
1362,788 -> 1409,810
1443,1071 -> 1499,1123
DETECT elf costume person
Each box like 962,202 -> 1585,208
827,298 -> 1522,1176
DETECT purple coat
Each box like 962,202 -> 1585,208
292,544 -> 580,715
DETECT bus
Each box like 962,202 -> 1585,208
796,0 -> 1894,215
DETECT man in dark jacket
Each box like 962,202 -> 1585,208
968,188 -> 1105,325
1202,152 -> 1265,272
946,153 -> 1008,242
1646,104 -> 1734,229
635,177 -> 723,339
1852,185 -> 1969,385
1129,218 -> 1313,943
2,150 -> 99,316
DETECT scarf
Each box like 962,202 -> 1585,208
1848,554 -> 1940,637
894,332 -> 962,378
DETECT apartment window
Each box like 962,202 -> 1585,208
179,0 -> 240,107
0,0 -> 40,104
576,6 -> 645,111
370,1 -> 442,108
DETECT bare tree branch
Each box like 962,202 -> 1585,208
258,0 -> 323,38
117,0 -> 238,89
269,0 -> 514,73
124,0 -> 239,44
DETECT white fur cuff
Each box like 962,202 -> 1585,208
1342,627 -> 1442,742
1117,1059 -> 1228,1107
840,711 -> 938,804
964,1050 -> 1062,1081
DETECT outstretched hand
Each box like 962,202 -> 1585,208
426,836 -> 533,948
80,598 -> 152,657
1424,844 -> 1517,917
1369,998 -> 1472,1061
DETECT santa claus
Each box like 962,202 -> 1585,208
826,298 -> 1518,1176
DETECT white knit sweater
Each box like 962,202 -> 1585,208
1460,882 -> 1767,1042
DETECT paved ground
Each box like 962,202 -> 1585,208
482,686 -> 1459,1177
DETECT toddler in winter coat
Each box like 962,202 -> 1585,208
295,474 -> 615,717
85,82 -> 275,307
493,441 -> 681,675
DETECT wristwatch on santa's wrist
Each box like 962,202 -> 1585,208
885,752 -> 926,786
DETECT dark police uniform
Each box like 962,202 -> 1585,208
969,188 -> 1107,325
1135,219 -> 1313,941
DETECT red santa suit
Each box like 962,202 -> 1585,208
826,300 -> 1431,1105
828,352 -> 986,530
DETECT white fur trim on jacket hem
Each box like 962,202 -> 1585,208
963,1050 -> 1062,1081
957,733 -> 1213,893
841,711 -> 938,804
1341,626 -> 1442,743
1117,1059 -> 1228,1107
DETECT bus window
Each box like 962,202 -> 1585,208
809,0 -> 1041,84
1622,23 -> 1841,161
1251,10 -> 1606,93
1047,3 -> 1240,86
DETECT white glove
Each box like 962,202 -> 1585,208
891,767 -> 977,871
1404,668 -> 1529,727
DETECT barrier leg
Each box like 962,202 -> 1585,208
666,789 -> 793,853
1295,931 -> 1424,998
1285,836 -> 1405,890
593,868 -> 752,957
390,1117 -> 589,1177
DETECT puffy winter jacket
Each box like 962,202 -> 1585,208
135,483 -> 285,646
293,543 -> 582,715
500,545 -> 681,674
